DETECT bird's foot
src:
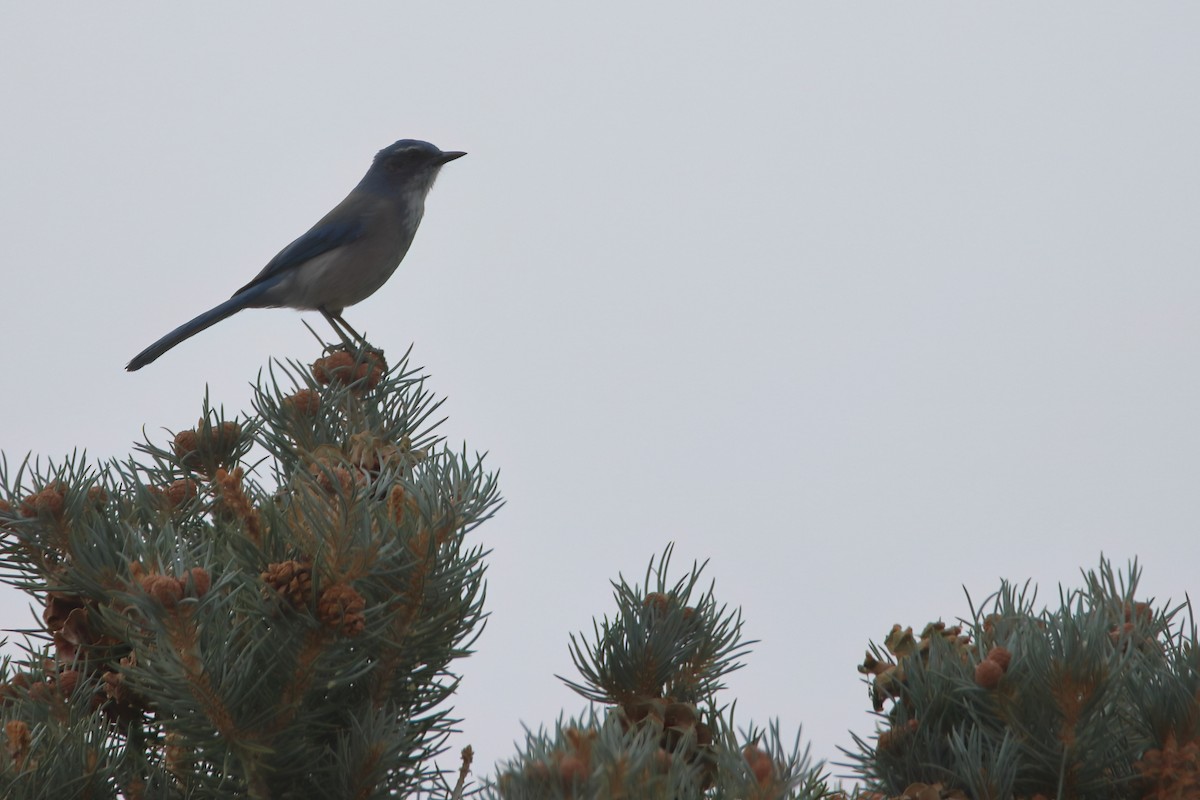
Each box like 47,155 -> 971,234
324,341 -> 385,361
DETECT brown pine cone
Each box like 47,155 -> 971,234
317,583 -> 366,636
261,560 -> 313,609
283,388 -> 321,417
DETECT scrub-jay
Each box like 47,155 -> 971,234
126,139 -> 465,371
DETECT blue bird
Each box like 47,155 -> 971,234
126,139 -> 465,371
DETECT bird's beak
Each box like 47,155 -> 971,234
438,151 -> 467,164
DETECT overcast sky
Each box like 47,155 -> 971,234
2,2 -> 1198,783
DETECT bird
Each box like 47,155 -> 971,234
126,139 -> 465,371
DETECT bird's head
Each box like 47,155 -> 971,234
361,139 -> 466,197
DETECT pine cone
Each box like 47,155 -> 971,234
974,659 -> 1003,689
308,459 -> 357,496
5,719 -> 31,769
140,573 -> 183,609
356,349 -> 388,390
283,388 -> 321,417
162,478 -> 199,509
312,351 -> 356,385
261,560 -> 313,610
317,583 -> 366,636
743,744 -> 774,785
101,653 -> 146,719
86,486 -> 108,508
172,420 -> 243,474
184,567 -> 211,598
172,429 -> 199,462
19,482 -> 66,520
43,592 -> 87,633
986,646 -> 1011,672
312,349 -> 387,390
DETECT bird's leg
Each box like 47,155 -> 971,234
320,309 -> 384,361
332,314 -> 369,347
334,313 -> 387,360
320,309 -> 357,350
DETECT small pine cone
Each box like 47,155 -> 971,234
643,592 -> 671,615
163,479 -> 198,508
5,719 -> 31,767
0,498 -> 11,514
877,720 -> 919,753
557,753 -> 588,787
283,388 -> 321,417
87,486 -> 108,508
312,351 -> 356,386
975,658 -> 1003,689
317,583 -> 366,636
1125,601 -> 1153,624
261,560 -> 313,609
355,350 -> 387,390
101,669 -> 126,704
212,420 -> 241,449
101,653 -> 140,709
140,573 -> 183,609
986,646 -> 1011,672
663,701 -> 697,731
20,483 -> 66,520
174,421 -> 242,473
743,744 -> 773,785
884,625 -> 917,658
184,567 -> 211,598
623,697 -> 665,726
208,421 -> 243,466
53,606 -> 94,663
56,669 -> 80,697
308,458 -> 360,496
858,652 -> 892,678
43,592 -> 87,633
54,632 -> 80,664
172,429 -> 200,466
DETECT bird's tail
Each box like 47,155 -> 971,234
126,284 -> 272,371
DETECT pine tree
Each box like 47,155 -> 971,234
483,547 -> 833,800
6,343 -> 1196,799
845,559 -> 1200,799
0,346 -> 500,798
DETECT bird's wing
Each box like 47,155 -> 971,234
232,217 -> 365,296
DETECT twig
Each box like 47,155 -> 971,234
452,745 -> 474,800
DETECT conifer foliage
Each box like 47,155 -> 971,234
847,560 -> 1200,800
485,548 -> 832,799
0,346 -> 500,799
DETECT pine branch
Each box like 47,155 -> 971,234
0,344 -> 501,799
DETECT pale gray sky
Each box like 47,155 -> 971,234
2,2 -> 1199,781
